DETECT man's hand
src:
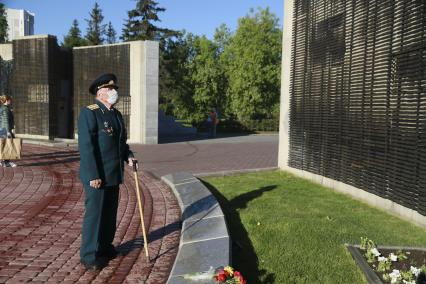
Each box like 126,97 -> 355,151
90,179 -> 102,189
128,158 -> 137,168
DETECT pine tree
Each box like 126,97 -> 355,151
106,21 -> 117,44
62,20 -> 86,48
85,2 -> 106,45
121,0 -> 177,42
0,3 -> 8,43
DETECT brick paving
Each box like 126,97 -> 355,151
0,134 -> 278,283
0,145 -> 181,284
132,134 -> 279,178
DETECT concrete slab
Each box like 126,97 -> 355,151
182,216 -> 228,244
170,237 -> 230,277
182,195 -> 224,222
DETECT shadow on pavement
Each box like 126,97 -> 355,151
116,221 -> 181,256
22,157 -> 80,167
201,180 -> 277,284
23,150 -> 79,157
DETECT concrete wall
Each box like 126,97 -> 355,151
2,37 -> 159,144
129,41 -> 159,144
0,44 -> 13,60
278,0 -> 426,228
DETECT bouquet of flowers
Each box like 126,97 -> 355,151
182,266 -> 246,283
213,266 -> 246,284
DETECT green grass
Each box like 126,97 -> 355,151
202,171 -> 426,284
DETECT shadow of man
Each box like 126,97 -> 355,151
202,181 -> 276,284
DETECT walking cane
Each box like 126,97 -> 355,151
132,160 -> 150,260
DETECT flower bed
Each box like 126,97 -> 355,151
353,238 -> 426,284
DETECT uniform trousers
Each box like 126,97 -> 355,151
80,184 -> 119,264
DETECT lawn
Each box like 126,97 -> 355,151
202,171 -> 426,284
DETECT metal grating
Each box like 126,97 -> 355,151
289,0 -> 426,215
9,36 -> 72,138
0,57 -> 12,96
73,44 -> 131,138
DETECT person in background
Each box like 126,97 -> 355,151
209,108 -> 219,138
0,95 -> 16,167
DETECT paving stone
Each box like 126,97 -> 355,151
133,134 -> 278,178
162,172 -> 198,186
0,145 -> 181,283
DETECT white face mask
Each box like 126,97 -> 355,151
106,89 -> 119,105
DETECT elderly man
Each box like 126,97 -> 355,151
78,73 -> 135,270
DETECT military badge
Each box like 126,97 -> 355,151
103,121 -> 114,136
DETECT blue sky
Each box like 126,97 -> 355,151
3,0 -> 283,43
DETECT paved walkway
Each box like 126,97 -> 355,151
0,134 -> 278,283
0,145 -> 180,283
132,134 -> 279,178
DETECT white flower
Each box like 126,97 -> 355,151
389,253 -> 398,262
370,248 -> 381,257
389,269 -> 400,284
378,256 -> 387,262
403,280 -> 415,284
410,266 -> 421,277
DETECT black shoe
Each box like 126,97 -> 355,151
80,259 -> 107,271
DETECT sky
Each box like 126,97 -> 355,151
3,0 -> 284,43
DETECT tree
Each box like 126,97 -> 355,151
224,8 -> 282,121
164,33 -> 226,125
188,36 -> 225,124
0,3 -> 8,43
62,20 -> 86,48
213,24 -> 232,117
214,24 -> 231,54
121,0 -> 177,41
106,22 -> 117,44
159,32 -> 192,116
121,0 -> 181,121
85,2 -> 106,45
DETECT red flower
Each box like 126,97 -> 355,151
234,271 -> 241,277
217,273 -> 227,282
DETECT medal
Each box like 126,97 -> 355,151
103,121 -> 114,136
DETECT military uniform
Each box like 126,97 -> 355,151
78,74 -> 133,267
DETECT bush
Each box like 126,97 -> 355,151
216,118 -> 279,133
240,119 -> 279,132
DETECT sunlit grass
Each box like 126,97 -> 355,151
203,171 -> 426,283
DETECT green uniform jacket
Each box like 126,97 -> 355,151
78,100 -> 133,187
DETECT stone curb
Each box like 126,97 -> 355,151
162,172 -> 231,284
346,244 -> 382,284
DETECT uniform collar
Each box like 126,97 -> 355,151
95,99 -> 115,113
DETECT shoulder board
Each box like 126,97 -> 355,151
86,104 -> 99,110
